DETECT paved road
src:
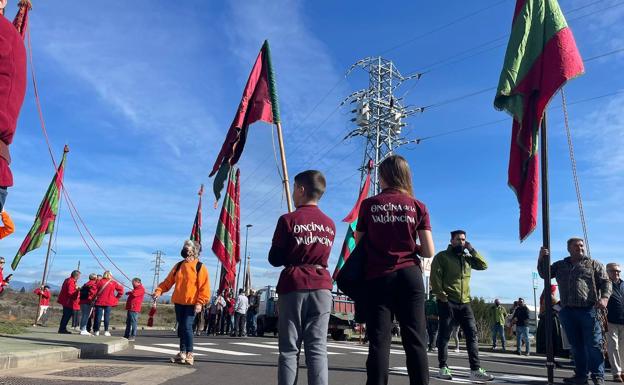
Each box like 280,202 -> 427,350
3,330 -> 612,385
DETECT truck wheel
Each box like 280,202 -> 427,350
331,330 -> 346,341
257,319 -> 265,337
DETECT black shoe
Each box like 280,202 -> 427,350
562,376 -> 588,385
58,330 -> 72,334
591,377 -> 605,385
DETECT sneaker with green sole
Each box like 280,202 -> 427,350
470,368 -> 494,382
438,366 -> 453,380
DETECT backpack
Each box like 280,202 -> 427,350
174,261 -> 203,275
79,283 -> 92,300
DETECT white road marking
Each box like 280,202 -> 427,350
134,345 -> 205,356
194,342 -> 217,346
154,343 -> 258,356
232,342 -> 279,349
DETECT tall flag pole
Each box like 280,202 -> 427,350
494,1 -> 584,382
12,145 -> 69,271
209,40 -> 293,212
190,184 -> 204,249
332,161 -> 372,281
212,167 -> 241,293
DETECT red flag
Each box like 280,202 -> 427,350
494,0 -> 584,240
210,40 -> 280,201
190,185 -> 203,248
212,168 -> 241,293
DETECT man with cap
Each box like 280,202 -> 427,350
606,263 -> 624,382
431,229 -> 494,381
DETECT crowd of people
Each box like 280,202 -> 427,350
1,155 -> 622,385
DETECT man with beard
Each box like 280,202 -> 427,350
431,230 -> 493,382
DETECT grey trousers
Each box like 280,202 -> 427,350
278,289 -> 332,385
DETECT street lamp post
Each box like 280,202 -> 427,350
236,224 -> 253,293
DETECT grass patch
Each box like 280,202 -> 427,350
0,319 -> 28,335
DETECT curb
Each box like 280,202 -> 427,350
0,347 -> 79,370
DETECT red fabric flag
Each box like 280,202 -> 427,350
210,40 -> 280,201
494,0 -> 584,240
190,185 -> 203,248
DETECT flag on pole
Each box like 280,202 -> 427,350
12,0 -> 32,38
494,0 -> 584,240
190,184 -> 204,248
332,165 -> 372,281
212,168 -> 241,293
12,146 -> 68,270
209,40 -> 280,201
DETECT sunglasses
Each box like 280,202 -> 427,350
608,270 -> 621,273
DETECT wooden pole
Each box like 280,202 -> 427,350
275,122 -> 293,213
540,113 -> 555,384
34,231 -> 54,326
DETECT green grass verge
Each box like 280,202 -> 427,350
0,319 -> 28,335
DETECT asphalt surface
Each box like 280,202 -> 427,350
4,330 -> 620,385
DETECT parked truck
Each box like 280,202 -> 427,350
255,285 -> 356,341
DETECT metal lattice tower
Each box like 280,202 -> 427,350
343,57 -> 423,194
151,250 -> 165,293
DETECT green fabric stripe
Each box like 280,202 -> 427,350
494,0 -> 569,119
263,40 -> 281,123
215,168 -> 238,256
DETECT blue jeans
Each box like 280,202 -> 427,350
124,311 -> 139,338
516,325 -> 530,354
491,323 -> 506,349
247,310 -> 257,335
79,304 -> 92,331
559,306 -> 605,380
94,306 -> 111,332
175,304 -> 195,353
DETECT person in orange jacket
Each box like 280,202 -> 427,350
57,270 -> 80,334
93,271 -> 123,336
153,240 -> 210,366
0,211 -> 14,240
33,285 -> 51,326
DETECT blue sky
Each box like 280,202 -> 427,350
1,0 -> 622,303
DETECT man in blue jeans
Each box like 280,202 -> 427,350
489,299 -> 507,351
512,297 -> 531,356
538,238 -> 612,385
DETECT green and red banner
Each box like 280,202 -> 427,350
494,0 -> 584,240
209,40 -> 280,202
333,166 -> 371,281
190,184 -> 203,248
212,167 -> 241,293
12,146 -> 68,270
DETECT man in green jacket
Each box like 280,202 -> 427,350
430,229 -> 493,382
489,299 -> 508,351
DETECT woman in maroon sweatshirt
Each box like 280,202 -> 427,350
354,155 -> 435,385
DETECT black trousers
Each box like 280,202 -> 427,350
366,265 -> 428,385
436,300 -> 480,370
58,306 -> 73,332
426,319 -> 439,349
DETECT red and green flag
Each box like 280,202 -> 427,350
209,40 -> 280,201
494,0 -> 584,241
190,184 -> 203,248
12,146 -> 68,270
333,166 -> 372,281
212,167 -> 241,293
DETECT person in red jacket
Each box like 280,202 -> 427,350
33,285 -> 50,326
57,270 -> 80,334
124,278 -> 145,341
79,273 -> 98,336
93,271 -> 123,336
0,0 -> 27,208
0,256 -> 11,294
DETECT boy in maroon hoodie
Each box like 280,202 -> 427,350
269,170 -> 335,385
124,278 -> 145,341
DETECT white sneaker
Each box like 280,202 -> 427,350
94,331 -> 100,336
104,331 -> 111,337
80,330 -> 92,336
470,368 -> 494,382
454,347 -> 460,353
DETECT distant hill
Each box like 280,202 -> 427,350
5,280 -> 61,293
